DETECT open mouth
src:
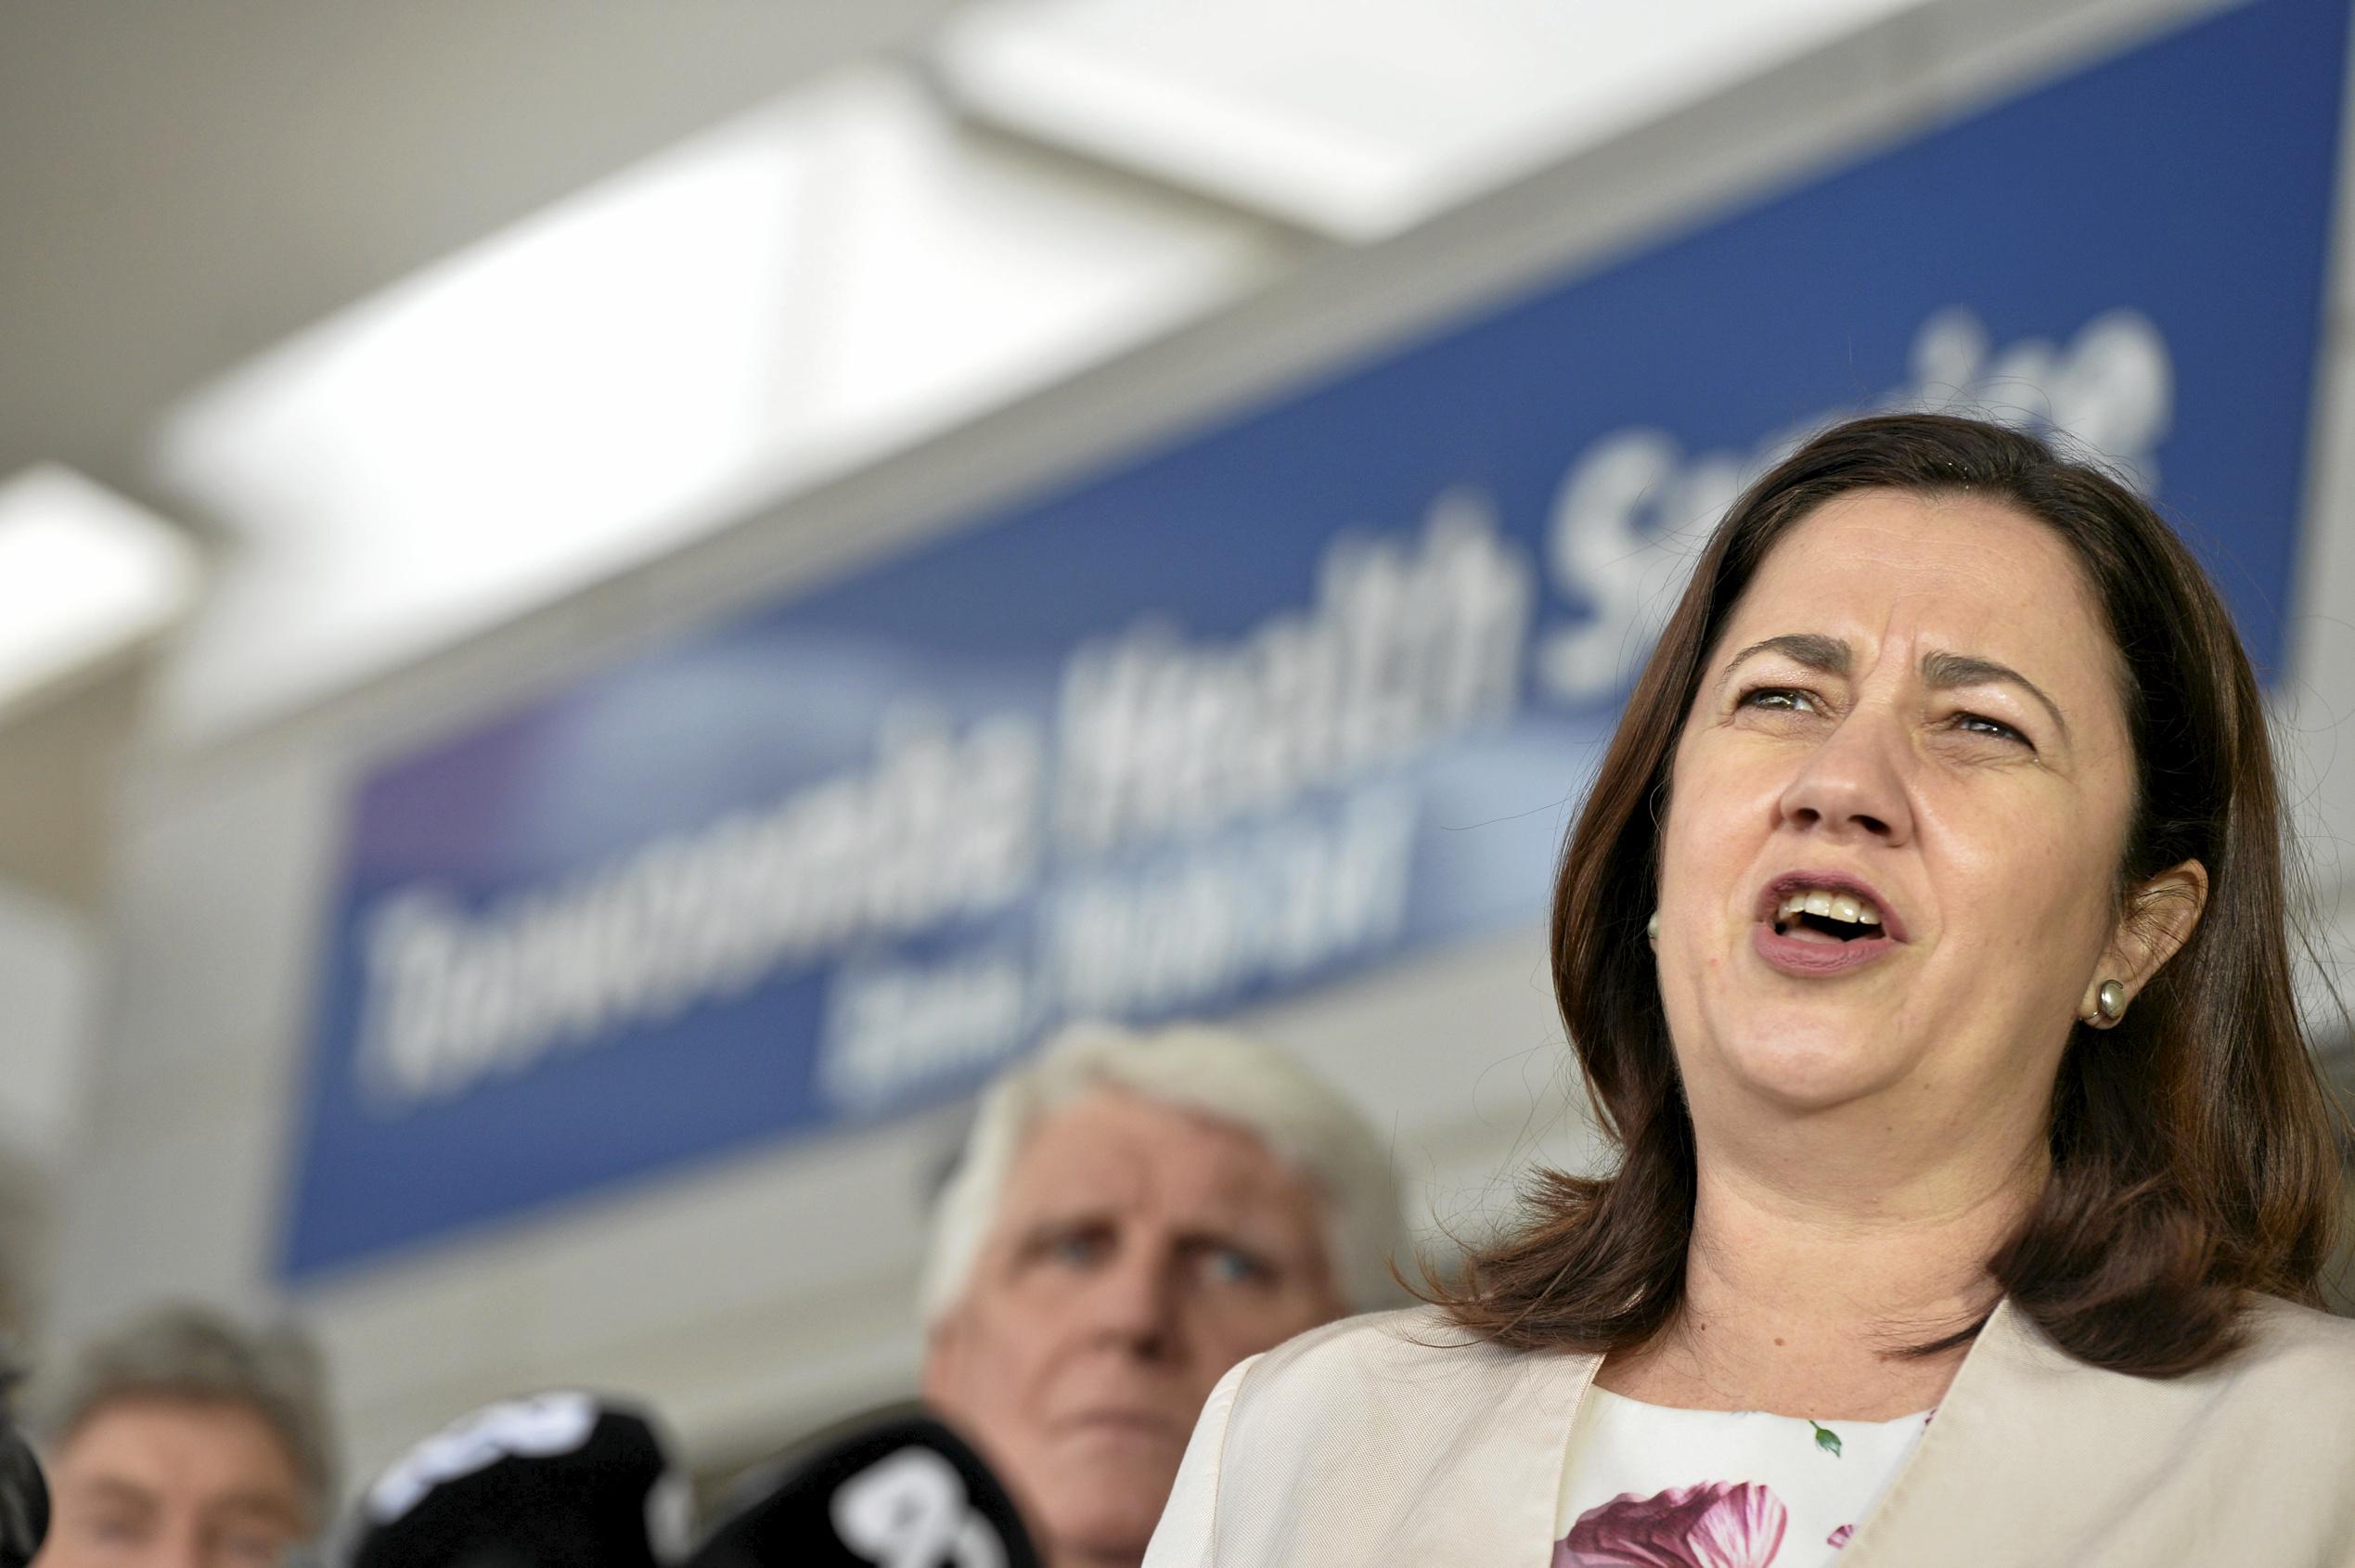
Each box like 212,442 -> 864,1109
1753,875 -> 1902,975
1769,891 -> 1883,944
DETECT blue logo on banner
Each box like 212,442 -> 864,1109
284,0 -> 2348,1278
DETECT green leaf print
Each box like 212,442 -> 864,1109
1808,1419 -> 1844,1458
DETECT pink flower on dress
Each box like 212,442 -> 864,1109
1827,1523 -> 1855,1548
1556,1480 -> 1788,1568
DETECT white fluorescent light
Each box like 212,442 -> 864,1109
936,0 -> 1928,241
148,65 -> 1285,746
0,466 -> 200,718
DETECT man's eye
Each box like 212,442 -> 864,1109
1040,1231 -> 1109,1267
215,1529 -> 295,1568
1201,1246 -> 1273,1286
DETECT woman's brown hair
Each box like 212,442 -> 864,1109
1441,411 -> 2345,1376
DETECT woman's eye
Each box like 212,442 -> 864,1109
1738,686 -> 1818,714
1952,712 -> 2028,745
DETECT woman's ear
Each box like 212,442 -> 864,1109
2080,858 -> 2208,1026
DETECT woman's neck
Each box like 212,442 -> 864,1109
1596,1125 -> 2046,1420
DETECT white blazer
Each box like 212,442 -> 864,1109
1143,1296 -> 2355,1566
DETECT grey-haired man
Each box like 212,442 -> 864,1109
920,1022 -> 1401,1568
32,1305 -> 333,1568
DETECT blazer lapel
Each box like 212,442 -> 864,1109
1826,1296 -> 2027,1568
1197,1309 -> 1601,1568
1833,1296 -> 2179,1568
1345,1325 -> 1602,1566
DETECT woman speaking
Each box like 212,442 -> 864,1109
1143,413 -> 2354,1566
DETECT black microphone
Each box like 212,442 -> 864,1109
0,1358 -> 46,1568
345,1393 -> 689,1568
688,1407 -> 1038,1568
0,1426 -> 44,1568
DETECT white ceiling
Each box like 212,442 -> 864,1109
0,0 -> 961,491
933,0 -> 1932,239
148,67 -> 1293,744
10,0 -> 2178,752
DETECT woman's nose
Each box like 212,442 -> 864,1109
1775,705 -> 1914,845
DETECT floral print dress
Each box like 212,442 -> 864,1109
1553,1388 -> 1932,1567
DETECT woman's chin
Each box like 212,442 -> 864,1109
1706,1026 -> 1912,1113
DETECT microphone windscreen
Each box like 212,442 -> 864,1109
688,1407 -> 1038,1568
347,1393 -> 688,1568
0,1426 -> 45,1568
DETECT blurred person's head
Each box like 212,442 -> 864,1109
920,1021 -> 1398,1568
31,1305 -> 332,1568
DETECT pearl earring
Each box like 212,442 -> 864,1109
2095,979 -> 2128,1021
1647,910 -> 1660,942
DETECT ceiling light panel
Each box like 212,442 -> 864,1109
0,466 -> 199,721
148,66 -> 1286,747
935,0 -> 1927,240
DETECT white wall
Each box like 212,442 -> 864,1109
0,887 -> 93,1169
0,883 -> 94,1342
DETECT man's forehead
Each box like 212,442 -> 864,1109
58,1397 -> 305,1497
1000,1086 -> 1305,1210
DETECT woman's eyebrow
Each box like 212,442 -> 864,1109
1721,632 -> 1850,683
1921,649 -> 2072,740
1720,636 -> 2072,740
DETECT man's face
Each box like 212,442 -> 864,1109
34,1398 -> 308,1568
923,1088 -> 1345,1566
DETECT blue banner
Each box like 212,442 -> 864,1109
283,0 -> 2348,1279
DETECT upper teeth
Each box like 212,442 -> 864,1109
1778,889 -> 1881,926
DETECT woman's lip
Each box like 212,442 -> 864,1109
1756,870 -> 1909,942
1753,919 -> 1899,976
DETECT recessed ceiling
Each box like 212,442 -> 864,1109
0,0 -> 961,494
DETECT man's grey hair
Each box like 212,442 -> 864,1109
34,1304 -> 337,1529
920,1021 -> 1405,1324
